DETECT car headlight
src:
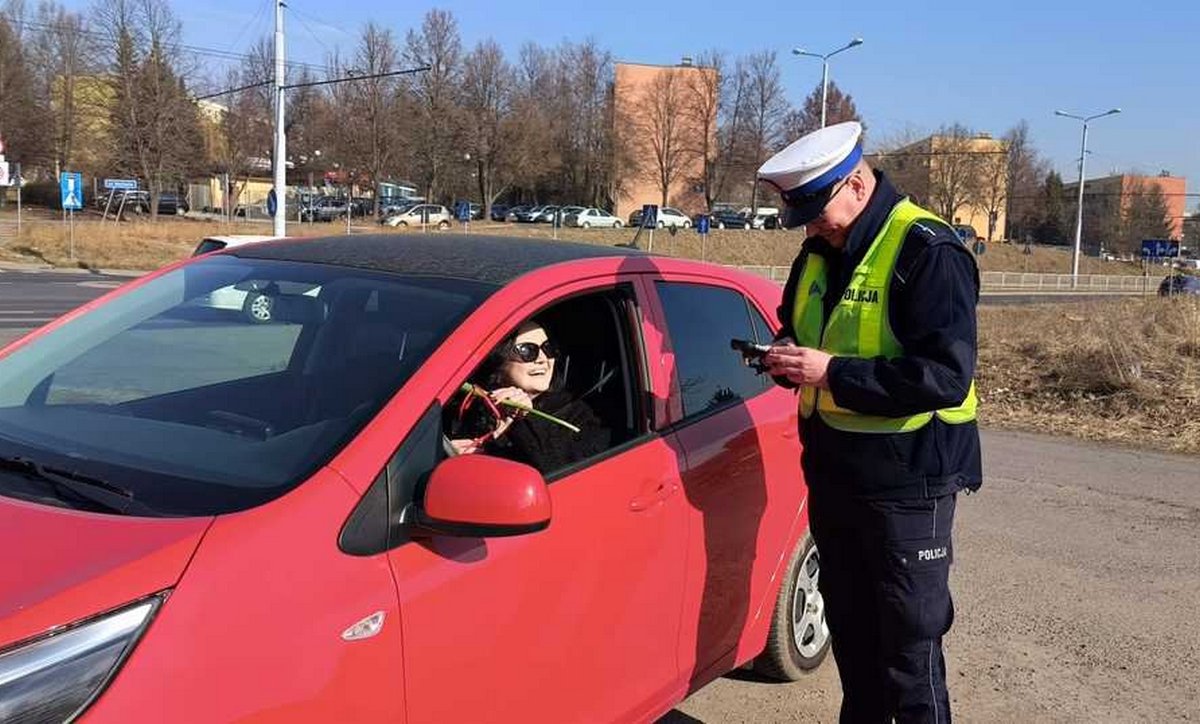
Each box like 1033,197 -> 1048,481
0,596 -> 162,724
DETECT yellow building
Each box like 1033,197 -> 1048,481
874,133 -> 1008,240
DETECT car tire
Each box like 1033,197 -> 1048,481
437,220 -> 450,230
683,220 -> 691,229
717,221 -> 726,230
242,293 -> 274,324
753,532 -> 831,681
614,220 -> 623,228
743,222 -> 751,230
581,221 -> 591,229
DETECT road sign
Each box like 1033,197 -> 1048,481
60,172 -> 84,210
0,161 -> 9,187
641,204 -> 658,229
455,200 -> 471,222
1141,239 -> 1179,259
103,178 -> 138,191
696,214 -> 710,235
266,189 -> 278,217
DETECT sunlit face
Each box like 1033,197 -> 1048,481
806,170 -> 868,248
501,322 -> 556,397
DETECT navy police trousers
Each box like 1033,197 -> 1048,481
808,487 -> 957,724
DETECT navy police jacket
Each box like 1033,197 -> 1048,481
775,171 -> 983,499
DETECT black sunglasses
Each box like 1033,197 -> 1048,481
507,339 -> 560,363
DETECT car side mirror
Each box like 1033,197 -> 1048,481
411,455 -> 551,538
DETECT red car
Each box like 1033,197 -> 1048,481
0,235 -> 829,723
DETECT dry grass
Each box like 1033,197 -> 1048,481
979,297 -> 1200,454
0,210 -> 1157,276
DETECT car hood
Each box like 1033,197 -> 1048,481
0,496 -> 212,649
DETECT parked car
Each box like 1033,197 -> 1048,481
1158,273 -> 1200,297
628,206 -> 691,229
300,196 -> 350,223
382,203 -> 452,229
514,205 -> 546,223
711,209 -> 753,230
568,207 -> 624,228
379,199 -> 417,218
551,206 -> 586,225
350,198 -> 374,218
0,234 -> 829,723
504,205 -> 531,222
156,193 -> 189,215
96,189 -> 151,215
190,235 -> 289,322
490,204 -> 512,222
532,205 -> 561,223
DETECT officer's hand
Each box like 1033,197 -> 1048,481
763,344 -> 832,389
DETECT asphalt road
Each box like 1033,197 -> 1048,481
665,429 -> 1200,723
3,268 -> 1195,722
0,267 -> 128,347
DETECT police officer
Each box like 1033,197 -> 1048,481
758,121 -> 981,724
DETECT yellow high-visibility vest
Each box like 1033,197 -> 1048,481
790,199 -> 977,433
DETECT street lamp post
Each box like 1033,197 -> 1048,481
1055,107 -> 1121,287
792,38 -> 864,128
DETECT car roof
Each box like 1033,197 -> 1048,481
228,233 -> 646,285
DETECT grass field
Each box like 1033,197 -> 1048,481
0,209 -> 1154,277
978,297 -> 1200,454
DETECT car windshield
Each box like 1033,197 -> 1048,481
0,255 -> 494,517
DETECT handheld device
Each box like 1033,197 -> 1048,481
730,338 -> 772,373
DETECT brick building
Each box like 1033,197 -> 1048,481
1062,173 -> 1187,240
612,61 -> 716,222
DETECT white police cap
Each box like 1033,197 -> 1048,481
757,121 -> 863,195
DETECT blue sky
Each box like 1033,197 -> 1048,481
65,0 -> 1200,211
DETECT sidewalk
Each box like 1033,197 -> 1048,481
0,258 -> 148,277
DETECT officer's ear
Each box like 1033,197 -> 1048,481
848,169 -> 870,201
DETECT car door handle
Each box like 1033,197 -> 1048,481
629,481 -> 678,512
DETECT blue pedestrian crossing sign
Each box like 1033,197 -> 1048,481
60,172 -> 84,211
697,214 -> 710,234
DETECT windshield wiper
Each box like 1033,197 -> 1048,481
0,456 -> 137,515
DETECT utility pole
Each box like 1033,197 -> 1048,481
272,0 -> 287,238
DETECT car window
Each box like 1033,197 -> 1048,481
655,282 -> 769,421
0,256 -> 495,516
443,286 -> 645,478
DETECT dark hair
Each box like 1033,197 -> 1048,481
477,317 -> 563,392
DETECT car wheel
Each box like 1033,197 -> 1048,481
753,533 -> 830,680
581,221 -> 591,229
657,220 -> 665,229
743,222 -> 751,230
683,220 -> 691,229
242,293 -> 274,324
438,220 -> 450,230
613,220 -> 623,228
398,220 -> 408,227
717,221 -> 726,230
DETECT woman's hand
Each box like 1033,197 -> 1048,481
450,438 -> 480,455
488,386 -> 533,438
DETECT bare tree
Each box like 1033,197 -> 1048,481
461,39 -> 514,216
687,50 -> 725,211
334,23 -> 402,215
93,0 -> 201,218
925,124 -> 985,225
781,80 -> 863,140
976,138 -> 1009,241
0,7 -> 51,178
25,1 -> 94,173
403,9 -> 462,203
1120,179 -> 1172,254
631,66 -> 698,207
740,50 -> 787,211
1003,121 -> 1048,242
